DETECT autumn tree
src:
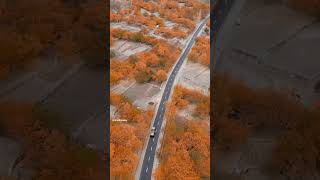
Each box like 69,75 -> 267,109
110,13 -> 122,22
109,92 -> 155,179
110,60 -> 135,85
156,85 -> 210,179
135,68 -> 152,83
130,31 -> 144,42
110,92 -> 122,107
109,37 -> 180,84
156,27 -> 187,39
154,42 -> 172,57
110,124 -> 141,179
156,151 -> 200,180
188,36 -> 210,66
154,70 -> 167,83
111,28 -> 158,45
144,52 -> 160,67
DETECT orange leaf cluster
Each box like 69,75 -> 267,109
110,60 -> 135,85
188,36 -> 210,66
110,12 -> 122,22
155,85 -> 210,179
125,12 -> 165,29
131,42 -> 180,83
156,108 -> 210,179
155,0 -> 208,30
154,70 -> 167,83
156,27 -> 187,39
128,0 -> 208,33
141,2 -> 158,12
110,92 -> 154,131
173,18 -> 196,30
111,28 -> 158,45
173,85 -> 210,118
110,34 -> 180,84
110,36 -> 114,47
110,124 -> 141,179
119,8 -> 132,16
110,93 -> 155,179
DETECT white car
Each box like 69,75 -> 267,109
150,127 -> 156,137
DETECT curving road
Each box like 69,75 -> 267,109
139,15 -> 210,180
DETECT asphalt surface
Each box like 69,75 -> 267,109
139,16 -> 209,180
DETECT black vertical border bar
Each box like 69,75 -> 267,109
210,0 -> 214,179
106,0 -> 110,178
210,1 -> 236,178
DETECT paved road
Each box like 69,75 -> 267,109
139,15 -> 210,180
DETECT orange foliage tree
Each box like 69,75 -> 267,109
110,12 -> 122,22
188,36 -> 210,66
154,70 -> 167,83
110,60 -> 135,85
110,93 -> 155,179
156,27 -> 187,39
109,32 -> 180,85
155,85 -> 210,179
110,124 -> 141,179
111,28 -> 158,45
